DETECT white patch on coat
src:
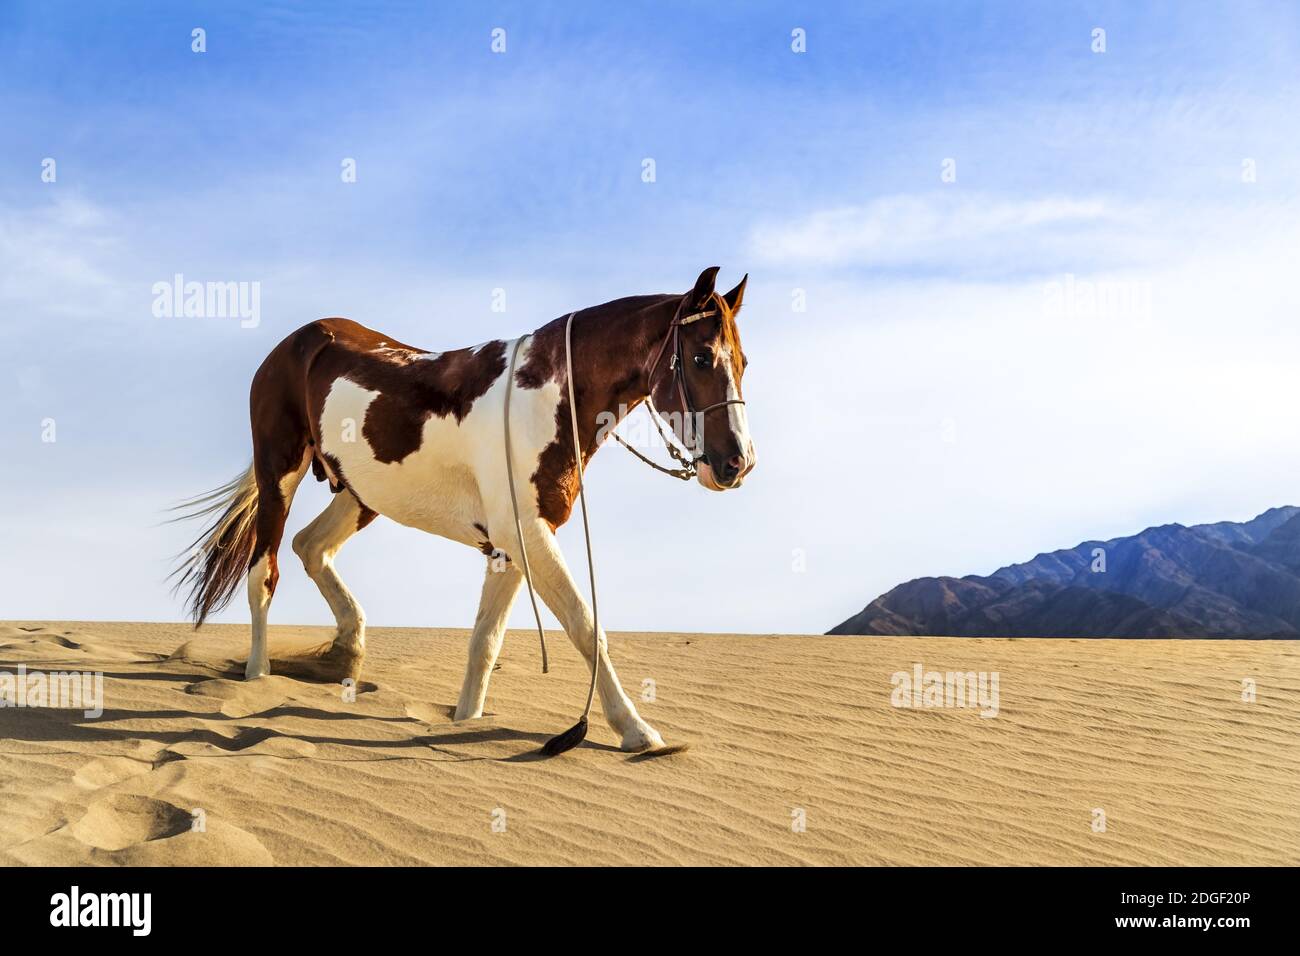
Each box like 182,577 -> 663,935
372,343 -> 442,365
318,335 -> 563,547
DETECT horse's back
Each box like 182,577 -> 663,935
255,319 -> 518,536
252,317 -> 435,438
306,317 -> 425,355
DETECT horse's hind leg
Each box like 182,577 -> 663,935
291,490 -> 376,679
245,447 -> 311,679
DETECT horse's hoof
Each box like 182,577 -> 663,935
620,725 -> 666,753
324,643 -> 365,682
244,664 -> 269,681
628,743 -> 690,760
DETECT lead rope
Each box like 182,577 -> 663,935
503,335 -> 549,674
539,311 -> 600,756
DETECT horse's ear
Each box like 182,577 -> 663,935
723,274 -> 747,315
689,266 -> 721,307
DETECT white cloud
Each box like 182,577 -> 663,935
739,196 -> 1300,627
0,197 -> 126,317
749,193 -> 1137,272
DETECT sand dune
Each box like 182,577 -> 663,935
0,620 -> 1296,865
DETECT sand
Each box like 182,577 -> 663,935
0,620 -> 1296,866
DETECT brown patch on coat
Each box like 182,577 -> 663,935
242,327 -> 328,576
357,503 -> 378,531
516,294 -> 684,528
243,318 -> 508,525
294,319 -> 507,465
309,445 -> 327,482
716,301 -> 748,383
472,521 -> 500,557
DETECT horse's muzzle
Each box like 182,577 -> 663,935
697,455 -> 752,491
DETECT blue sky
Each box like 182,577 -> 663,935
3,1 -> 1300,633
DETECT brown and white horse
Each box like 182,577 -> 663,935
172,267 -> 754,752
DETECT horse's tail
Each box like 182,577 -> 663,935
167,463 -> 260,627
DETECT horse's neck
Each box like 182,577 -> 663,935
568,296 -> 678,455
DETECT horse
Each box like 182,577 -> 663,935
171,266 -> 755,753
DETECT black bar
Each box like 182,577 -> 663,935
1,866 -> 1282,941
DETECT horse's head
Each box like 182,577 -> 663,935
651,266 -> 756,492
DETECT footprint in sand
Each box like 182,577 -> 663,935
404,700 -> 455,723
68,794 -> 192,851
0,632 -> 82,649
72,756 -> 157,790
64,741 -> 175,793
62,793 -> 273,865
184,676 -> 293,718
1,629 -> 146,660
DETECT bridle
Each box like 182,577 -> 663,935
609,294 -> 747,481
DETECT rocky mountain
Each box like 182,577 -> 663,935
829,507 -> 1300,638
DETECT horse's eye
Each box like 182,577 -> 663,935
693,353 -> 710,369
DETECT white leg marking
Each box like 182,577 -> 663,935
292,492 -> 368,654
245,453 -> 310,680
517,520 -> 664,751
246,553 -> 273,679
453,562 -> 524,721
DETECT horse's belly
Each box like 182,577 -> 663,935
318,378 -> 485,545
352,462 -> 483,541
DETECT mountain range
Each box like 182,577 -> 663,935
829,506 -> 1300,638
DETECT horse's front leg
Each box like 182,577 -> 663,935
521,521 -> 665,752
453,560 -> 523,721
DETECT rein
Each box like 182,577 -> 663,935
503,335 -> 551,675
504,299 -> 746,756
502,312 -> 600,756
545,311 -> 600,755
